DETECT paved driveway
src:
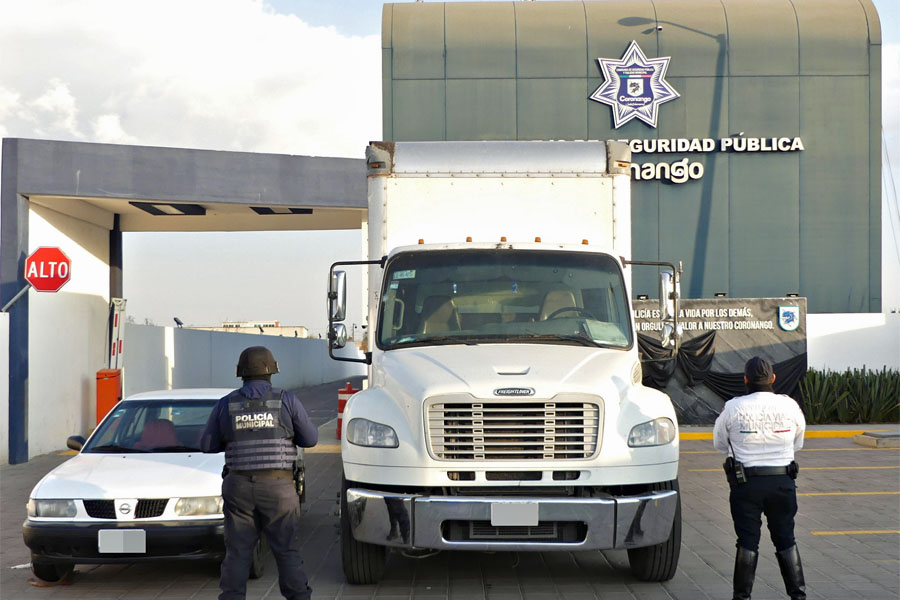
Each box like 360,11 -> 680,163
2,384 -> 897,600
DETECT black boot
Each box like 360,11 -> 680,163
733,546 -> 758,600
776,545 -> 806,599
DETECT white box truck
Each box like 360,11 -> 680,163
328,141 -> 682,584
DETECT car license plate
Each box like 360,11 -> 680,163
98,529 -> 146,553
490,502 -> 538,527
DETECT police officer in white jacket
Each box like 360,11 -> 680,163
713,357 -> 807,600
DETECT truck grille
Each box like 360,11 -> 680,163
427,396 -> 601,460
470,521 -> 557,539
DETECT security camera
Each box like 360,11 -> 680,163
657,25 -> 663,31
174,317 -> 184,328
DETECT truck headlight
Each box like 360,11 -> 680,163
175,496 -> 223,516
347,418 -> 399,448
628,418 -> 676,447
27,499 -> 76,518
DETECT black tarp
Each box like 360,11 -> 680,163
638,331 -> 808,404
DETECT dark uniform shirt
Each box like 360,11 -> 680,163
201,379 -> 318,453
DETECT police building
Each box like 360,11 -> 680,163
0,0 -> 892,461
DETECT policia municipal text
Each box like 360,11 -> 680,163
201,346 -> 318,600
713,357 -> 807,600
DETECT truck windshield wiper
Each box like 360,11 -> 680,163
88,444 -> 149,453
148,445 -> 202,453
391,335 -> 478,348
507,333 -> 604,348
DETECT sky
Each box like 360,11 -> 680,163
0,0 -> 897,336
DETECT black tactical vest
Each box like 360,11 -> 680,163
224,388 -> 295,470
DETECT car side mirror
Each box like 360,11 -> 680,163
67,435 -> 86,451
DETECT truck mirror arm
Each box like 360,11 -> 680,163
327,258 -> 385,365
624,259 -> 682,353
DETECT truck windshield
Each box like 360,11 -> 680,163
377,249 -> 632,350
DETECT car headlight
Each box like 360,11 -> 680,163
175,496 -> 223,516
27,499 -> 76,518
628,418 -> 676,447
346,418 -> 399,448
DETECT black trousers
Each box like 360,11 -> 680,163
219,473 -> 311,600
729,473 -> 798,552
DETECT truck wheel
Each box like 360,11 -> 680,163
626,479 -> 681,582
31,554 -> 74,583
341,475 -> 387,584
249,535 -> 269,579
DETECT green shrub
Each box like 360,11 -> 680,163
799,367 -> 900,424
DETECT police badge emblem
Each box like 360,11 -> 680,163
590,40 -> 680,128
778,306 -> 800,331
627,79 -> 644,97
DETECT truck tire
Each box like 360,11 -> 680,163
31,554 -> 74,583
340,475 -> 387,584
626,479 -> 681,582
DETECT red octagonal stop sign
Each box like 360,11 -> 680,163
25,247 -> 71,292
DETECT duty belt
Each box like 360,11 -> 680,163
745,466 -> 790,476
231,468 -> 293,479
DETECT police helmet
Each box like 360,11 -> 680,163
236,346 -> 279,377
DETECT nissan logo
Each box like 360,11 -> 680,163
118,503 -> 132,515
494,387 -> 535,397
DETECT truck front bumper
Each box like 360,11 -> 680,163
345,488 -> 678,552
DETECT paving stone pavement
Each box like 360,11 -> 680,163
2,387 -> 898,599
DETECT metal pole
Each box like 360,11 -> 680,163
1,283 -> 31,312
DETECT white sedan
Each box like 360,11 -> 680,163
23,389 -> 304,582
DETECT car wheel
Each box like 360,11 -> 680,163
249,535 -> 269,579
626,479 -> 681,582
340,474 -> 387,584
31,555 -> 74,583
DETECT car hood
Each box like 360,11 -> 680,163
32,452 -> 225,499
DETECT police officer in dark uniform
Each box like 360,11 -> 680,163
201,346 -> 318,600
713,357 -> 807,600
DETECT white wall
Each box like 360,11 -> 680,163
808,312 -> 900,371
0,313 -> 9,464
123,324 -> 168,393
27,205 -> 109,459
123,323 -> 365,396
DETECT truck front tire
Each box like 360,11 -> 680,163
626,479 -> 681,581
341,475 -> 387,584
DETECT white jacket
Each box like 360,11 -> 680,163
713,391 -> 806,467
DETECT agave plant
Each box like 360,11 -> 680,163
799,367 -> 899,424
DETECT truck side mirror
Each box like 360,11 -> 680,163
67,435 -> 85,451
329,270 -> 347,322
329,323 -> 348,349
659,269 -> 679,321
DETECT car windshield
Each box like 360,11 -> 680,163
83,399 -> 218,453
377,249 -> 633,350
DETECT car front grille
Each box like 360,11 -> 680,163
83,500 -> 116,519
136,499 -> 168,518
82,499 -> 169,519
426,395 -> 602,460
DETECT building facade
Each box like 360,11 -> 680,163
380,0 -> 883,313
